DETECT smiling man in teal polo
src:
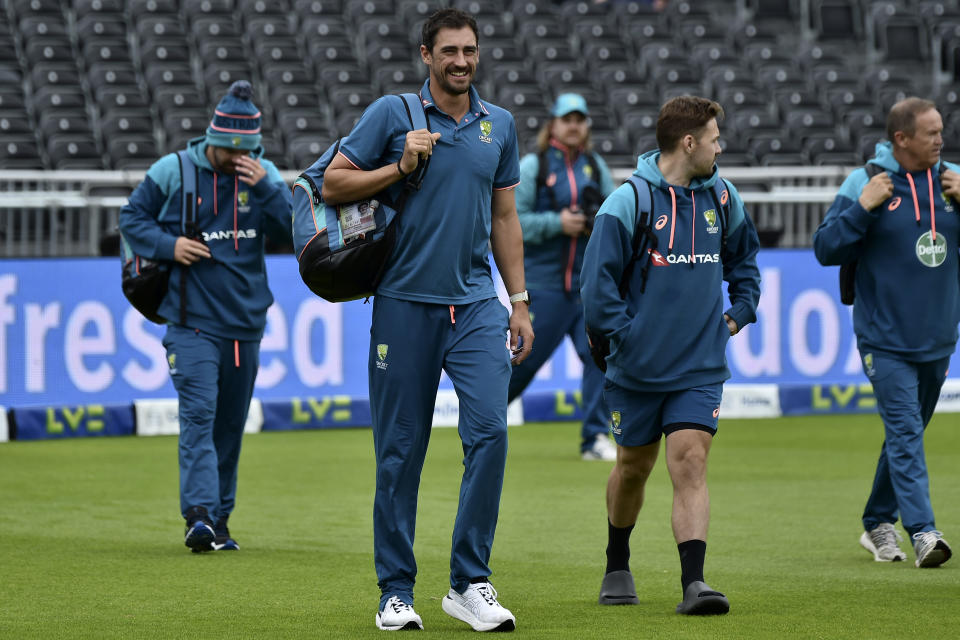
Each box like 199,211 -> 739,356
322,7 -> 533,633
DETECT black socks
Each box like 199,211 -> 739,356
678,539 -> 707,591
605,520 -> 635,574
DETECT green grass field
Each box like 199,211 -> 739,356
1,414 -> 958,639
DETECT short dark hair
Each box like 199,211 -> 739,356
886,97 -> 937,141
421,8 -> 479,52
656,96 -> 725,153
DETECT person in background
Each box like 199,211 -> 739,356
814,97 -> 959,569
509,93 -> 617,461
119,80 -> 292,553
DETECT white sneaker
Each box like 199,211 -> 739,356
582,434 -> 617,461
912,530 -> 953,568
376,596 -> 423,631
441,582 -> 516,632
859,523 -> 907,562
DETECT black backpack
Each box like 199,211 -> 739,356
839,162 -> 949,305
119,149 -> 199,324
291,93 -> 429,302
585,176 -> 730,371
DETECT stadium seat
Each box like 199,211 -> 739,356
497,86 -> 546,112
876,16 -> 930,61
83,38 -> 134,67
482,41 -> 525,65
254,42 -> 302,66
716,85 -> 769,108
343,0 -> 395,21
293,0 -> 341,16
136,15 -> 187,42
772,88 -> 824,115
32,87 -> 86,111
592,131 -> 635,167
527,41 -> 578,65
0,111 -> 32,136
107,135 -> 159,169
277,109 -> 331,140
18,15 -> 68,39
262,63 -> 314,88
811,0 -> 862,40
0,87 -> 26,109
623,15 -> 674,47
589,63 -> 646,91
96,87 -> 150,115
317,62 -> 370,90
581,42 -> 630,65
328,86 -> 375,116
204,65 -> 256,100
186,0 -> 236,17
273,86 -> 323,113
74,0 -> 125,17
47,134 -> 103,169
0,136 -> 43,169
191,17 -> 244,40
153,86 -> 207,112
397,0 -> 436,28
24,38 -> 74,64
100,112 -> 154,140
783,109 -> 835,135
87,64 -> 139,92
198,40 -> 247,66
161,110 -> 209,139
140,39 -> 192,67
127,0 -> 179,16
75,14 -> 127,40
289,136 -> 335,170
332,110 -> 363,137
31,64 -> 81,90
373,63 -> 422,94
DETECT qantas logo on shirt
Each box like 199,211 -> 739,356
647,249 -> 719,265
648,249 -> 668,266
201,228 -> 258,242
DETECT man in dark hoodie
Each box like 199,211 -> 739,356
581,95 -> 761,615
119,81 -> 293,552
814,97 -> 960,569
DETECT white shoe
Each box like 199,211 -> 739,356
441,582 -> 516,632
582,434 -> 617,461
859,523 -> 907,562
376,596 -> 423,631
912,530 -> 953,568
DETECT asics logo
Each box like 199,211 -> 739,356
655,215 -> 668,230
888,197 -> 902,211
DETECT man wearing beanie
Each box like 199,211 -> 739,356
119,80 -> 292,552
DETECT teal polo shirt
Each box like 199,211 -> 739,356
337,79 -> 521,304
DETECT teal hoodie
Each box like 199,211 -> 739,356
814,142 -> 960,361
119,138 -> 292,340
580,150 -> 761,392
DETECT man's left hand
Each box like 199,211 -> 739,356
942,169 -> 960,201
235,155 -> 266,186
724,313 -> 739,336
509,305 -> 535,365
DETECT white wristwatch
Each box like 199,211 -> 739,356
508,290 -> 530,305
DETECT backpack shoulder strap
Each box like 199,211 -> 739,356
864,162 -> 884,178
620,175 -> 655,297
587,151 -> 602,186
710,177 -> 731,254
177,149 -> 198,238
534,148 -> 559,211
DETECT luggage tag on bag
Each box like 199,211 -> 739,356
339,199 -> 379,243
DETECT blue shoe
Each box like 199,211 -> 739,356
213,517 -> 239,551
184,506 -> 215,553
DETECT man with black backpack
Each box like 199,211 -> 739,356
814,97 -> 960,569
118,81 -> 292,553
322,8 -> 532,633
508,93 -> 618,461
581,96 -> 761,615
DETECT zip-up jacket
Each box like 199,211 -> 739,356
581,150 -> 761,392
119,137 -> 293,341
814,141 -> 960,361
514,143 -> 615,292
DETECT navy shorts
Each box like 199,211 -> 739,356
603,379 -> 723,447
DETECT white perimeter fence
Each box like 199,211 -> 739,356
0,165 -> 851,257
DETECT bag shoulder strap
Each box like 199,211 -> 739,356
708,177 -> 731,255
176,149 -> 199,325
620,175 -> 655,297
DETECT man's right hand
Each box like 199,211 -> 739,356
399,129 -> 442,175
174,237 -> 211,265
858,171 -> 894,211
560,207 -> 587,236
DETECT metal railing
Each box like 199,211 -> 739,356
0,165 -> 853,257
